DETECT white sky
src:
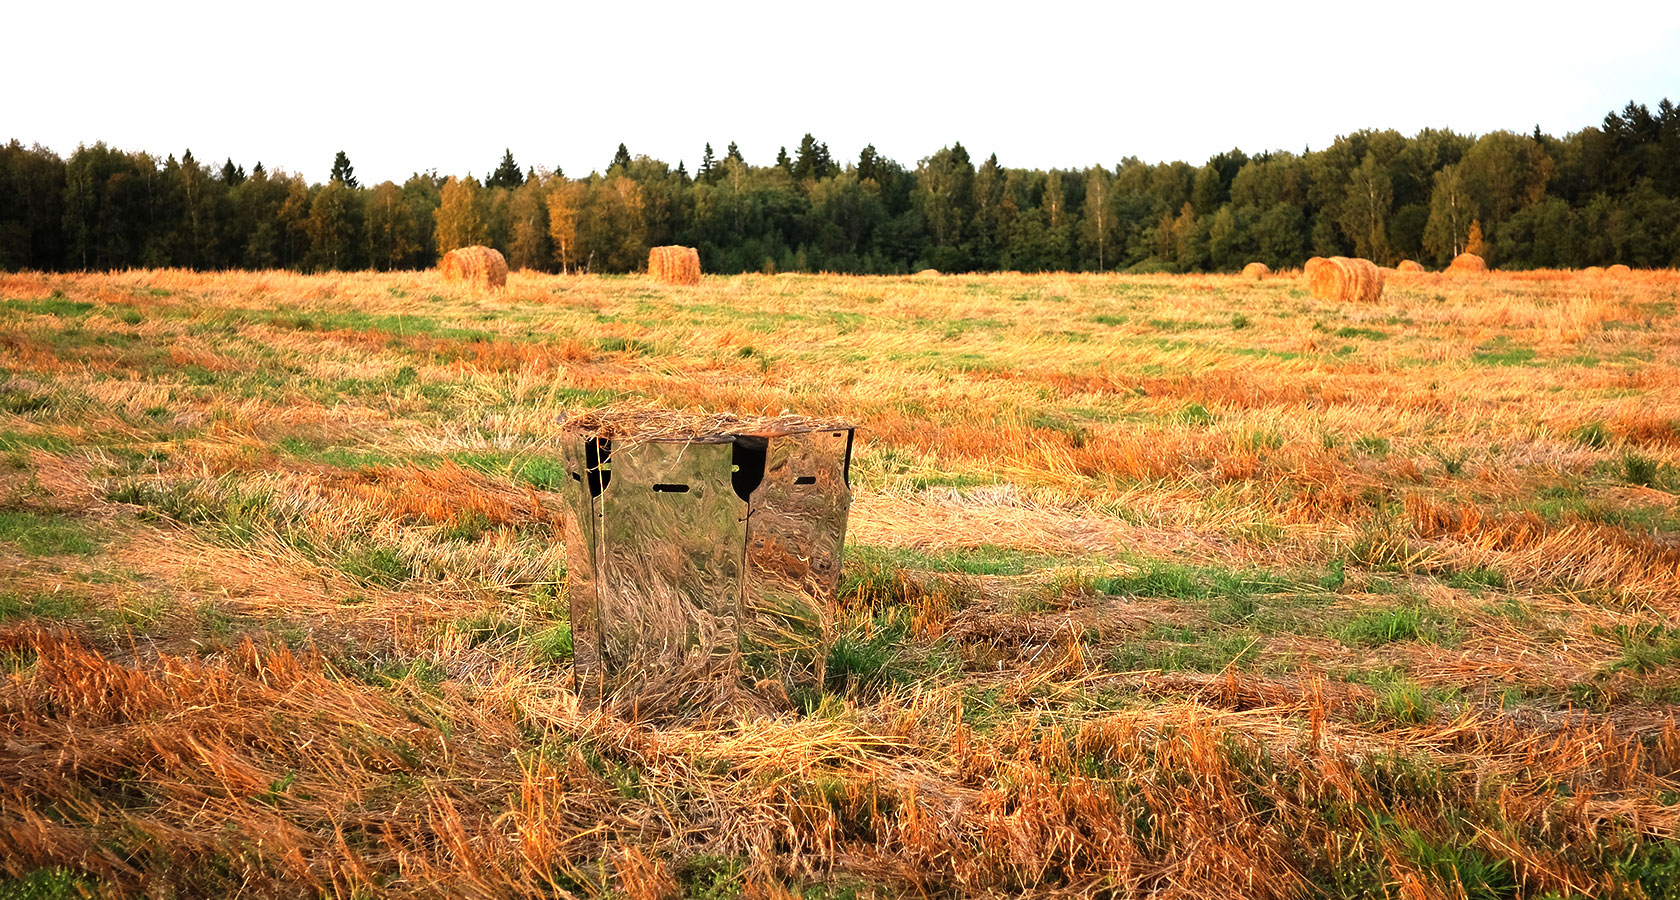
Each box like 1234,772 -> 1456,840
6,0 -> 1679,184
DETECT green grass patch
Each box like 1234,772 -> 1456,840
0,867 -> 102,900
530,623 -> 573,665
1094,560 -> 1297,602
844,544 -> 1057,583
1442,566 -> 1507,592
1108,625 -> 1262,673
1471,338 -> 1536,366
1572,420 -> 1611,448
1601,624 -> 1680,675
2,292 -> 95,318
0,509 -> 98,556
1173,403 -> 1214,426
1339,602 -> 1449,647
0,385 -> 52,415
0,588 -> 84,624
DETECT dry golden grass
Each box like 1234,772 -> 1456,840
2,266 -> 1679,898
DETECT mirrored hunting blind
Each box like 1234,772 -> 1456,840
555,408 -> 855,710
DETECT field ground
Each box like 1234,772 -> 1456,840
1,267 -> 1678,899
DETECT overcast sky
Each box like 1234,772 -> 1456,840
7,0 -> 1679,184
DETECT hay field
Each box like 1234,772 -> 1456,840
2,267 -> 1678,899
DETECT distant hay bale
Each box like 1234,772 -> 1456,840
1305,256 -> 1385,303
1241,262 -> 1270,280
1448,253 -> 1487,274
647,245 -> 701,285
1397,259 -> 1425,272
915,268 -> 940,277
1607,264 -> 1632,276
1581,266 -> 1605,276
439,246 -> 508,288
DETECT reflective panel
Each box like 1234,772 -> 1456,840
596,439 -> 748,684
742,430 -> 852,696
556,437 -> 602,697
557,419 -> 855,711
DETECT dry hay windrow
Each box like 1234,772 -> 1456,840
647,246 -> 701,286
439,245 -> 508,288
1396,259 -> 1425,272
1241,262 -> 1270,280
1303,256 -> 1384,303
1448,252 -> 1488,274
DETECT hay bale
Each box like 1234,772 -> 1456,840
914,268 -> 940,277
1304,256 -> 1385,303
647,246 -> 701,285
1607,264 -> 1632,276
1581,266 -> 1605,276
439,245 -> 508,288
1241,262 -> 1270,280
1397,259 -> 1425,272
1448,253 -> 1487,274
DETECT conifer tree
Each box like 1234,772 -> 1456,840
329,151 -> 358,188
699,143 -> 716,182
487,149 -> 524,189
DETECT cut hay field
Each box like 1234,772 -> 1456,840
2,267 -> 1679,899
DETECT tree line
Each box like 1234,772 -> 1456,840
2,99 -> 1677,275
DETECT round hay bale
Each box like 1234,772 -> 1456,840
648,246 -> 702,285
1241,262 -> 1270,280
915,268 -> 940,277
1606,263 -> 1632,276
439,245 -> 508,288
1396,259 -> 1425,273
1581,266 -> 1605,276
1305,256 -> 1384,303
1447,252 -> 1487,274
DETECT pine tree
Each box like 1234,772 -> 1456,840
793,134 -> 819,179
725,142 -> 743,166
776,146 -> 792,173
329,151 -> 358,188
610,143 -> 632,172
699,143 -> 716,182
858,145 -> 882,182
487,149 -> 524,189
220,158 -> 245,186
